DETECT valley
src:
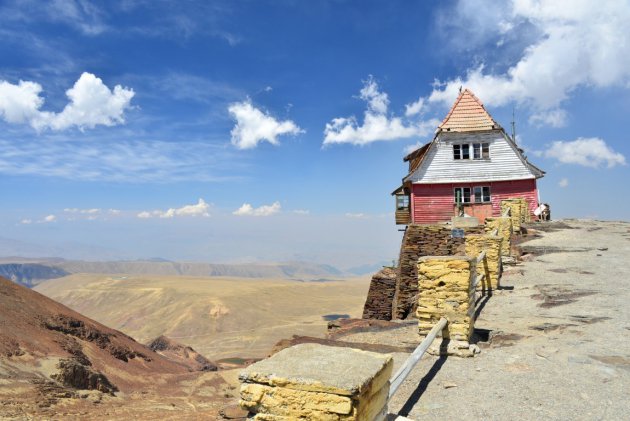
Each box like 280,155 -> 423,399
34,274 -> 370,360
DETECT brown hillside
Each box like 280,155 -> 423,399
0,276 -> 234,419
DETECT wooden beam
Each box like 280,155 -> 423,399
472,273 -> 485,289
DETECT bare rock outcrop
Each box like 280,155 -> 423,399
52,359 -> 118,395
148,335 -> 217,372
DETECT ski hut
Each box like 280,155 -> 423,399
393,89 -> 544,225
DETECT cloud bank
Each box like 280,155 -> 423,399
137,199 -> 211,219
233,201 -> 281,216
429,0 -> 630,125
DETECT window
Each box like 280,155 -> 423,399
462,144 -> 470,159
454,187 -> 471,204
474,186 -> 491,203
454,143 -> 489,160
396,195 -> 410,210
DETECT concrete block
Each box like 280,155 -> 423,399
239,344 -> 393,420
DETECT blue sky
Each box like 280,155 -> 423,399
1,0 -> 628,268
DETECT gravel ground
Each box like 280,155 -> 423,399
344,220 -> 630,421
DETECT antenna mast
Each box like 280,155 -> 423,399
511,107 -> 516,143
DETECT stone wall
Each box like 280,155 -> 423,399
484,217 -> 513,256
361,267 -> 397,320
392,224 -> 483,320
239,343 -> 393,420
465,234 -> 503,291
416,257 -> 476,351
501,198 -> 530,231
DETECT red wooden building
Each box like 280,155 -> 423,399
393,89 -> 545,225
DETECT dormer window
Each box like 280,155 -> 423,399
454,143 -> 489,160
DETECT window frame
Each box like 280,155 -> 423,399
453,142 -> 490,161
396,194 -> 410,210
454,187 -> 471,204
473,186 -> 491,203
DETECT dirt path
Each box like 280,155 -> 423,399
347,220 -> 630,420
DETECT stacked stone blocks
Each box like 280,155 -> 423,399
484,216 -> 513,257
361,267 -> 397,320
416,256 -> 476,343
501,198 -> 530,231
465,234 -> 503,291
239,343 -> 393,420
393,224 -> 483,320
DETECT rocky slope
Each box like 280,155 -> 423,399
148,335 -> 217,372
0,276 -> 233,419
0,263 -> 70,288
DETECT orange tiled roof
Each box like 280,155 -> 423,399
438,89 -> 500,132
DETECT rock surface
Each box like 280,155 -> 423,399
148,335 -> 218,371
0,276 -> 233,419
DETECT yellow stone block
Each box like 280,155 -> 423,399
240,383 -> 353,415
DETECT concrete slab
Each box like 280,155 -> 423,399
239,343 -> 393,396
451,216 -> 480,228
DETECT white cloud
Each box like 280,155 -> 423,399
20,219 -> 32,224
0,72 -> 134,131
323,76 -> 438,146
43,214 -> 56,223
544,137 -> 626,168
404,142 -> 424,155
405,97 -> 425,117
108,209 -> 121,215
429,0 -> 630,120
345,213 -> 368,219
228,100 -> 303,149
292,209 -> 310,215
558,178 -> 569,188
233,201 -> 281,217
137,199 -> 211,219
0,80 -> 44,124
64,208 -> 100,214
529,109 -> 568,128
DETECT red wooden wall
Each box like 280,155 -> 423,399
411,179 -> 538,224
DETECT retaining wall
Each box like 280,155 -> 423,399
392,224 -> 483,320
362,268 -> 397,320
